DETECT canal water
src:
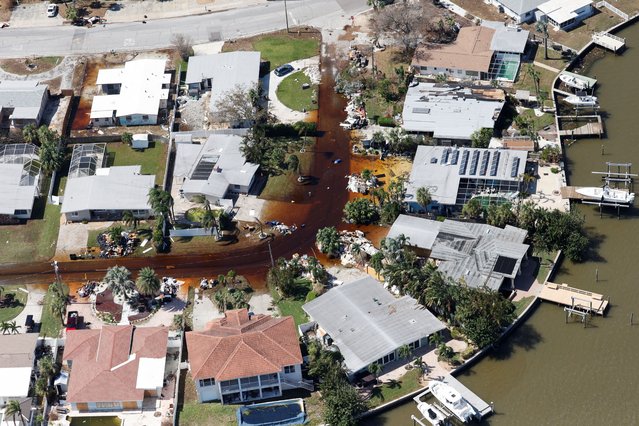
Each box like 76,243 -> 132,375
364,24 -> 639,426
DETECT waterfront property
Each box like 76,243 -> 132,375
62,325 -> 169,412
538,282 -> 608,315
0,333 -> 38,406
401,83 -> 505,144
537,0 -> 594,31
486,0 -> 547,24
90,59 -> 171,127
0,80 -> 48,129
236,398 -> 306,426
0,144 -> 42,220
403,146 -> 527,212
61,143 -> 155,222
186,309 -> 307,404
302,277 -> 445,379
174,130 -> 259,206
388,215 -> 529,291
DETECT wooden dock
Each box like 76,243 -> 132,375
592,32 -> 626,52
561,186 -> 589,200
538,282 -> 609,315
413,374 -> 493,421
557,115 -> 604,138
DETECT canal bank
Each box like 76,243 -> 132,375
365,22 -> 639,426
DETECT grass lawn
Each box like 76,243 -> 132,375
86,223 -> 154,253
276,71 -> 318,112
0,56 -> 63,75
0,285 -> 27,322
368,368 -> 422,408
513,64 -> 555,99
514,296 -> 535,317
539,9 -> 622,50
105,141 -> 168,186
259,140 -> 314,201
518,108 -> 556,131
534,249 -> 559,283
0,198 -> 60,264
271,278 -> 312,326
179,402 -> 238,426
40,283 -> 69,338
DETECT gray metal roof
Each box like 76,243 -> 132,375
302,277 -> 445,374
402,83 -> 505,140
497,0 -> 546,15
483,22 -> 529,53
390,216 -> 529,291
387,214 -> 441,250
0,144 -> 41,215
0,80 -> 47,121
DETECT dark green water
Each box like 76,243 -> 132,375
364,23 -> 639,426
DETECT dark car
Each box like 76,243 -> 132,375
274,64 -> 294,77
66,311 -> 79,331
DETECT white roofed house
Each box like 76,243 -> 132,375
538,0 -> 594,31
174,130 -> 259,206
0,80 -> 48,129
486,0 -> 547,23
0,334 -> 39,408
61,143 -> 155,222
90,59 -> 171,127
185,52 -> 261,127
0,144 -> 42,220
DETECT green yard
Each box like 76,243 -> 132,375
0,285 -> 27,322
534,249 -> 559,283
40,283 -> 69,338
368,368 -> 422,408
518,108 -> 556,131
259,140 -> 314,201
105,141 -> 168,185
514,296 -> 536,317
179,402 -> 238,426
0,198 -> 60,265
276,71 -> 318,112
271,278 -> 312,326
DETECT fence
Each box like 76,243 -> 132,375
169,228 -> 215,237
597,1 -> 629,20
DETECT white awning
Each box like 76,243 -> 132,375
136,357 -> 166,390
0,367 -> 32,397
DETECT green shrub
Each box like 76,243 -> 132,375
377,117 -> 396,127
450,327 -> 464,340
461,346 -> 476,360
550,167 -> 559,174
305,291 -> 317,302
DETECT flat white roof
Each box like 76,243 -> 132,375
136,357 -> 166,390
538,0 -> 592,24
89,95 -> 119,119
0,367 -> 32,398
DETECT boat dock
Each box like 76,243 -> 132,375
557,115 -> 604,138
413,374 -> 493,421
538,282 -> 609,315
592,32 -> 626,53
560,71 -> 597,89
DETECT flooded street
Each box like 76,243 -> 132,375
365,24 -> 639,426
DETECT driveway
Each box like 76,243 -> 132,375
13,286 -> 46,332
10,3 -> 63,28
55,219 -> 113,259
192,291 -> 223,331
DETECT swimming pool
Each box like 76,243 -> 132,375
68,416 -> 122,426
237,398 -> 307,426
489,52 -> 521,82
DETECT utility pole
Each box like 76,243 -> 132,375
284,0 -> 290,33
267,240 -> 275,267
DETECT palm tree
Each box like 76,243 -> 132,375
4,400 -> 22,426
104,266 -> 135,301
368,362 -> 383,385
397,344 -> 413,362
49,290 -> 67,326
526,64 -> 541,99
6,320 -> 20,334
136,267 -> 160,296
429,331 -> 443,348
0,284 -> 4,299
121,210 -> 139,230
536,19 -> 549,60
0,321 -> 10,334
214,289 -> 229,312
22,124 -> 38,144
416,186 -> 432,211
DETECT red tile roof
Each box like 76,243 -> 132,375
186,309 -> 303,381
62,325 -> 168,403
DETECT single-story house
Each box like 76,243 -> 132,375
487,0 -> 547,23
388,215 -> 529,291
0,80 -> 48,129
90,59 -> 171,127
174,130 -> 259,205
0,333 -> 39,407
0,144 -> 42,220
61,143 -> 155,222
63,325 -> 168,412
302,277 -> 445,378
538,0 -> 593,31
403,145 -> 527,212
401,83 -> 505,143
186,309 -> 305,404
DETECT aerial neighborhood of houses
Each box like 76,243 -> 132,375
0,0 -> 628,424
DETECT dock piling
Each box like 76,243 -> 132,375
596,268 -> 599,282
630,313 -> 634,326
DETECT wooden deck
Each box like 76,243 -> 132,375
592,32 -> 626,53
561,186 -> 588,200
538,282 -> 609,315
414,374 -> 493,420
557,115 -> 604,138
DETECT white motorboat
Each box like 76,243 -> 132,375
576,185 -> 635,204
429,381 -> 478,423
416,401 -> 447,425
564,95 -> 598,107
559,73 -> 589,90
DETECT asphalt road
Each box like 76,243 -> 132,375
0,0 -> 368,57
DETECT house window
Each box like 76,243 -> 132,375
126,116 -> 132,121
284,365 -> 296,374
142,115 -> 149,120
408,340 -> 420,350
13,209 -> 28,215
240,376 -> 260,388
95,401 -> 120,409
376,352 -> 396,365
199,378 -> 215,387
71,212 -> 79,217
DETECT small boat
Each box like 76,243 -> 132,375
564,95 -> 598,107
416,401 -> 447,425
559,73 -> 589,90
576,185 -> 635,204
430,381 -> 478,423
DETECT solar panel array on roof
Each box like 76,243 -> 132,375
469,151 -> 480,175
459,150 -> 469,175
511,157 -> 520,178
441,148 -> 450,164
490,151 -> 500,176
450,149 -> 459,165
479,151 -> 490,176
191,155 -> 219,180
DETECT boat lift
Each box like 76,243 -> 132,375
582,163 -> 637,217
564,296 -> 594,328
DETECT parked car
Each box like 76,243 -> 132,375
274,64 -> 294,77
66,311 -> 79,331
46,4 -> 58,17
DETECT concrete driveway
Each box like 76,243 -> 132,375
13,286 -> 46,333
10,3 -> 63,28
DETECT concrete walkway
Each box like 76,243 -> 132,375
533,60 -> 562,73
13,286 -> 46,332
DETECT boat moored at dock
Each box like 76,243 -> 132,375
416,401 -> 447,426
575,185 -> 635,204
564,95 -> 598,107
429,381 -> 479,423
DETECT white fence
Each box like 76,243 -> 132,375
169,227 -> 215,237
597,1 -> 629,20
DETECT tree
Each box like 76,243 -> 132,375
212,84 -> 262,126
371,1 -> 424,57
104,266 -> 135,301
470,128 -> 493,148
226,270 -> 237,284
5,320 -> 20,334
4,400 -> 22,426
343,197 -> 378,224
533,209 -> 589,262
148,187 -> 174,222
368,362 -> 384,384
428,331 -> 443,348
397,344 -> 413,362
416,186 -> 432,210
316,227 -> 341,258
370,251 -> 384,277
122,132 -> 133,146
171,33 -> 194,60
107,224 -> 124,245
214,288 -> 230,312
536,20 -> 549,60
267,258 -> 298,298
22,124 -> 38,144
136,267 -> 160,296
48,286 -> 67,326
37,128 -> 64,176
486,203 -> 515,228
380,200 -> 401,225
321,364 -> 368,426
462,198 -> 483,220
65,5 -> 78,21
540,145 -> 561,164
527,64 -> 541,99
121,210 -> 139,230
287,154 -> 300,173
